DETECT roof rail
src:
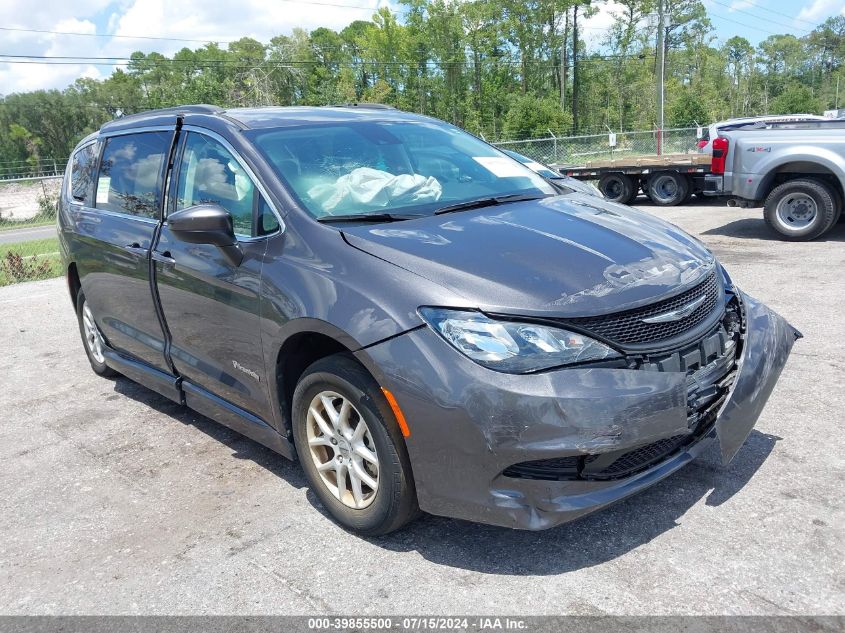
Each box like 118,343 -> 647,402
331,103 -> 397,110
101,104 -> 225,130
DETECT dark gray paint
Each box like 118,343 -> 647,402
58,106 -> 800,530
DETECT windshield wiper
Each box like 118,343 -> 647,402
316,212 -> 423,224
434,193 -> 550,215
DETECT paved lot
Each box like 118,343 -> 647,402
0,201 -> 842,615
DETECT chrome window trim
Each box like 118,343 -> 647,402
73,205 -> 159,226
180,125 -> 285,240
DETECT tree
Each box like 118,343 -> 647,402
770,83 -> 822,115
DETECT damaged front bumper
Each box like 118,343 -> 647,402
359,291 -> 800,530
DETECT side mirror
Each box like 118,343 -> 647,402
168,204 -> 243,266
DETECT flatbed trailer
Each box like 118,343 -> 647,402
555,153 -> 713,206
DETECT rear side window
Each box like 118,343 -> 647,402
69,143 -> 98,205
96,132 -> 171,219
174,132 -> 255,236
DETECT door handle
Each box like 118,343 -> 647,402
152,250 -> 176,266
123,243 -> 148,257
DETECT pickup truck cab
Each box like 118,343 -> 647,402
705,120 -> 845,240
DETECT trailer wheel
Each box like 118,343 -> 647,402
598,173 -> 637,204
647,171 -> 689,206
763,179 -> 840,241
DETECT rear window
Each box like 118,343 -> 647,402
96,132 -> 171,219
69,143 -> 98,206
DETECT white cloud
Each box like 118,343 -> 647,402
581,1 -> 652,46
0,0 -> 386,95
797,0 -> 845,23
728,0 -> 754,11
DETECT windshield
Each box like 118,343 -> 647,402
247,120 -> 555,219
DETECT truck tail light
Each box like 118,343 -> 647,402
711,137 -> 729,175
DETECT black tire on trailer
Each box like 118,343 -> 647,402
763,178 -> 840,241
598,173 -> 637,204
682,180 -> 696,204
647,171 -> 690,206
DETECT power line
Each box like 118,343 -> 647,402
714,0 -> 823,27
0,1 -> 387,45
0,27 -> 236,45
0,51 -> 653,69
707,0 -> 811,34
706,10 -> 787,38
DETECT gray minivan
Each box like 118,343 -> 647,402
59,104 -> 800,534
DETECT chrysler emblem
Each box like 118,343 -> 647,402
641,295 -> 706,324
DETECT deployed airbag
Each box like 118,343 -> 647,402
309,167 -> 442,214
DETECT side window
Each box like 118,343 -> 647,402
175,133 -> 255,236
258,195 -> 280,235
96,132 -> 170,218
69,143 -> 98,205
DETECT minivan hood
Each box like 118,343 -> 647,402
341,194 -> 716,317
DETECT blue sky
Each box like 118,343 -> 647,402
1,0 -> 843,95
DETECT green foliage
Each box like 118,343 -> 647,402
502,94 -> 573,139
668,87 -> 710,127
769,83 -> 823,115
0,0 -> 843,174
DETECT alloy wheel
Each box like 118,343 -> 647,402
306,390 -> 379,509
82,301 -> 106,364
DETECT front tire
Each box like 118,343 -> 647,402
76,290 -> 118,377
763,179 -> 840,241
292,354 -> 419,535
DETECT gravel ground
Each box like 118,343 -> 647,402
0,199 -> 842,615
0,178 -> 61,223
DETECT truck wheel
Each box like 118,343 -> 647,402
647,172 -> 689,206
598,173 -> 637,204
763,179 -> 840,241
292,354 -> 420,535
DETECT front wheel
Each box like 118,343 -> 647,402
763,179 -> 840,241
292,354 -> 419,535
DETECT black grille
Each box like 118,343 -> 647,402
566,270 -> 720,346
589,434 -> 689,477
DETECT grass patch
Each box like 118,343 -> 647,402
0,237 -> 62,286
0,217 -> 56,232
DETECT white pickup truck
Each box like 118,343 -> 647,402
704,120 -> 845,240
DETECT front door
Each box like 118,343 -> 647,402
74,129 -> 174,373
153,129 -> 280,421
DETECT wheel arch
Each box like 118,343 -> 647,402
271,320 -> 393,440
67,261 -> 81,310
757,158 -> 845,206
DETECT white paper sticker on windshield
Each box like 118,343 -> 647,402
472,156 -> 529,178
96,177 -> 110,204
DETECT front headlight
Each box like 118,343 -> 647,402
419,308 -> 622,373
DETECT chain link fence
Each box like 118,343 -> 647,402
0,177 -> 61,287
491,127 -> 701,167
